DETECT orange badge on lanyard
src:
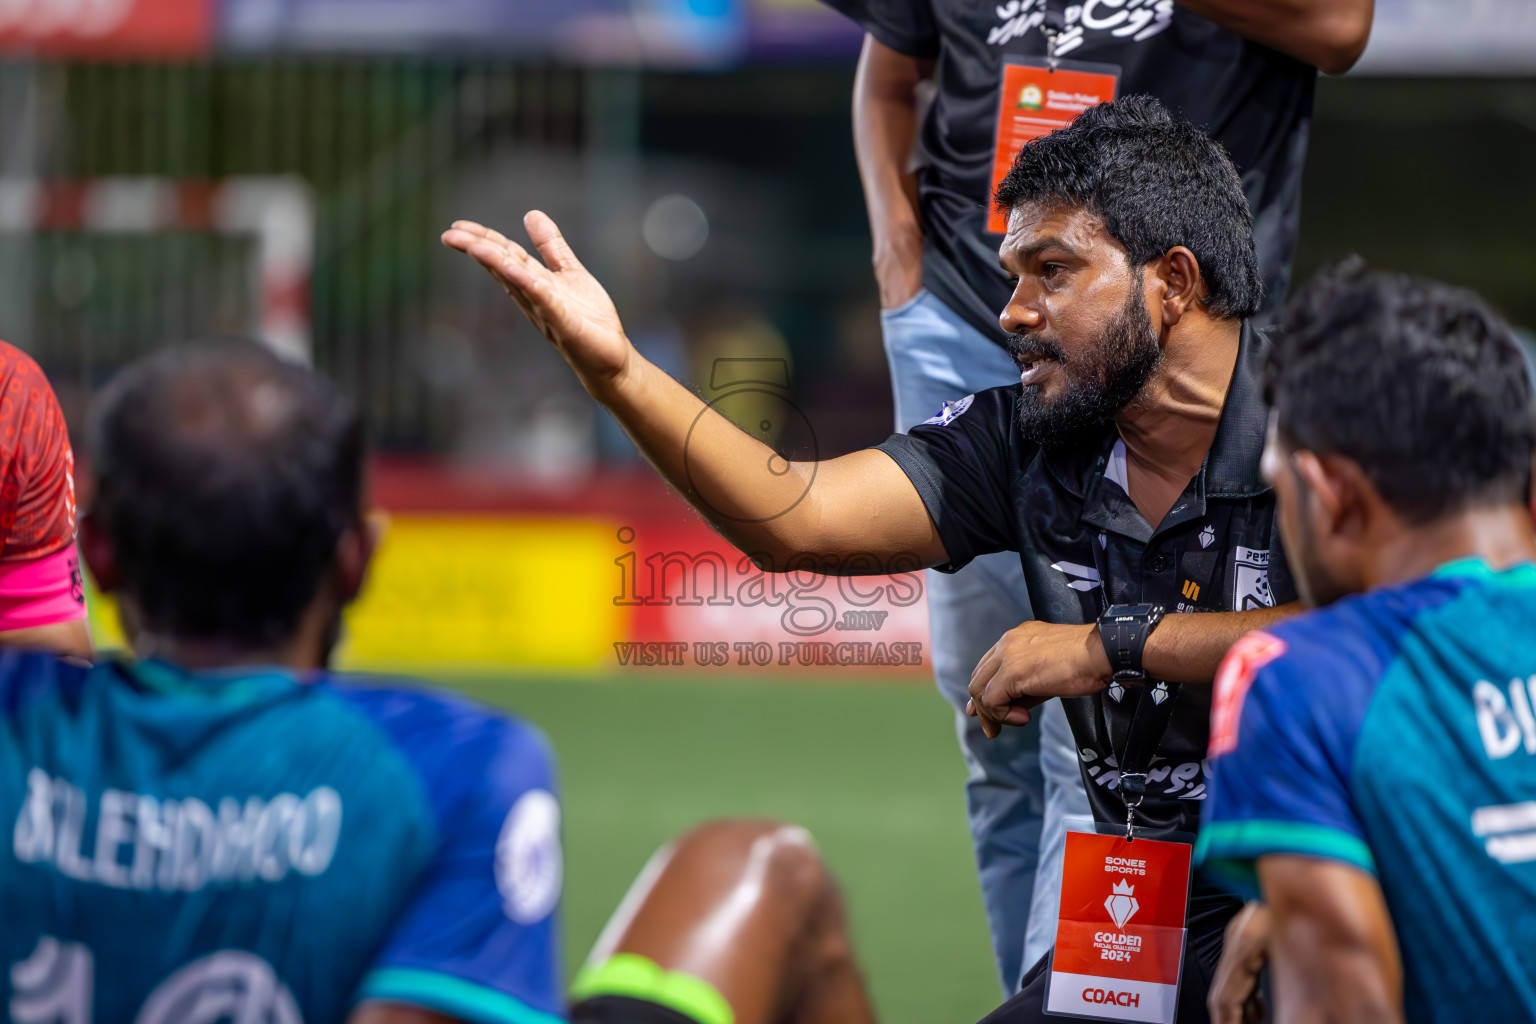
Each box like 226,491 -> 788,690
1047,828 -> 1191,1022
987,57 -> 1119,235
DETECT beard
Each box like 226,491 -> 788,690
1009,285 -> 1162,449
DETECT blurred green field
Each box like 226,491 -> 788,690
447,674 -> 1001,1024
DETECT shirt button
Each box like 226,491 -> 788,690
1147,554 -> 1170,573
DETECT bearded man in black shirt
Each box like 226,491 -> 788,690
827,0 -> 1371,992
446,97 -> 1301,1023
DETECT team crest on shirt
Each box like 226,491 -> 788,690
922,394 -> 974,427
495,789 -> 563,925
1232,546 -> 1274,611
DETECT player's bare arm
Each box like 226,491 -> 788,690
853,35 -> 933,310
441,215 -> 945,574
1258,855 -> 1404,1024
0,619 -> 93,661
1177,0 -> 1373,75
965,603 -> 1299,738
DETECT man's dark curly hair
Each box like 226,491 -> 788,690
1265,257 -> 1534,523
993,94 -> 1262,320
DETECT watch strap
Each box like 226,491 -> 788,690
1097,604 -> 1165,681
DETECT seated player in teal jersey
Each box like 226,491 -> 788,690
1194,259 -> 1536,1024
0,340 -> 876,1024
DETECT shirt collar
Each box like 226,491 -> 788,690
124,656 -> 306,697
1044,319 -> 1271,502
1203,320 -> 1271,499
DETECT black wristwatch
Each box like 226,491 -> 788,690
1097,603 -> 1166,681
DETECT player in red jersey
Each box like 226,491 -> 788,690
0,341 -> 90,658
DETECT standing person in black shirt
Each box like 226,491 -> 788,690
823,0 -> 1371,994
444,96 -> 1300,1022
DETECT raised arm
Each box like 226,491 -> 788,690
1178,0 -> 1374,74
441,215 -> 945,574
1258,855 -> 1404,1024
852,34 -> 933,310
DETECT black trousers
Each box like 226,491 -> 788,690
977,891 -> 1243,1024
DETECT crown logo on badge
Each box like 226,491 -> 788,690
1105,878 -> 1140,929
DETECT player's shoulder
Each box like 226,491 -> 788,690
0,340 -> 47,383
0,340 -> 58,407
0,648 -> 90,716
319,674 -> 556,802
323,674 -> 546,745
1277,571 -> 1473,675
1212,575 -> 1472,757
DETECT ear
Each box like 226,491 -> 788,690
1151,246 -> 1206,328
333,509 -> 386,606
1293,450 -> 1372,542
77,511 -> 119,594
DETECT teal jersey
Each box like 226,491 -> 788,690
0,654 -> 565,1024
1198,559 -> 1536,1023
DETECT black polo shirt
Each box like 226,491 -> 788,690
877,323 -> 1295,836
822,0 -> 1314,332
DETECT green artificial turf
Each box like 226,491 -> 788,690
447,674 -> 1002,1024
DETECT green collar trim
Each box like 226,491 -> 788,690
1430,557 -> 1536,586
125,657 -> 300,700
1194,819 -> 1377,875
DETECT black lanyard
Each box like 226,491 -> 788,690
1112,679 -> 1181,841
1041,0 -> 1068,64
1086,508 -> 1231,840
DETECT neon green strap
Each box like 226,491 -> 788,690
570,953 -> 734,1024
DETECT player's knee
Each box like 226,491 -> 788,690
676,819 -> 832,905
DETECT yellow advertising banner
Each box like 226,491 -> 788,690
88,516 -> 625,671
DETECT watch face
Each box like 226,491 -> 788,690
1107,603 -> 1157,619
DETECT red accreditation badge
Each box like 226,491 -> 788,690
1046,829 -> 1191,1022
987,56 -> 1119,235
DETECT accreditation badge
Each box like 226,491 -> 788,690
987,56 -> 1120,235
1046,824 -> 1191,1023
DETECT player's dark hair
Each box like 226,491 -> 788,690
1266,257 -> 1534,523
86,339 -> 365,648
993,94 -> 1262,320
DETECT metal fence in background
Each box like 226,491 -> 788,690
0,59 -> 586,447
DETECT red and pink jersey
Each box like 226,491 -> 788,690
0,342 -> 85,630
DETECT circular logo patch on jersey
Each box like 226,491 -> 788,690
495,789 -> 563,925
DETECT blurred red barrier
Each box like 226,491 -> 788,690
0,0 -> 211,57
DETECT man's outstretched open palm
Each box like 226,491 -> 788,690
442,213 -> 632,394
